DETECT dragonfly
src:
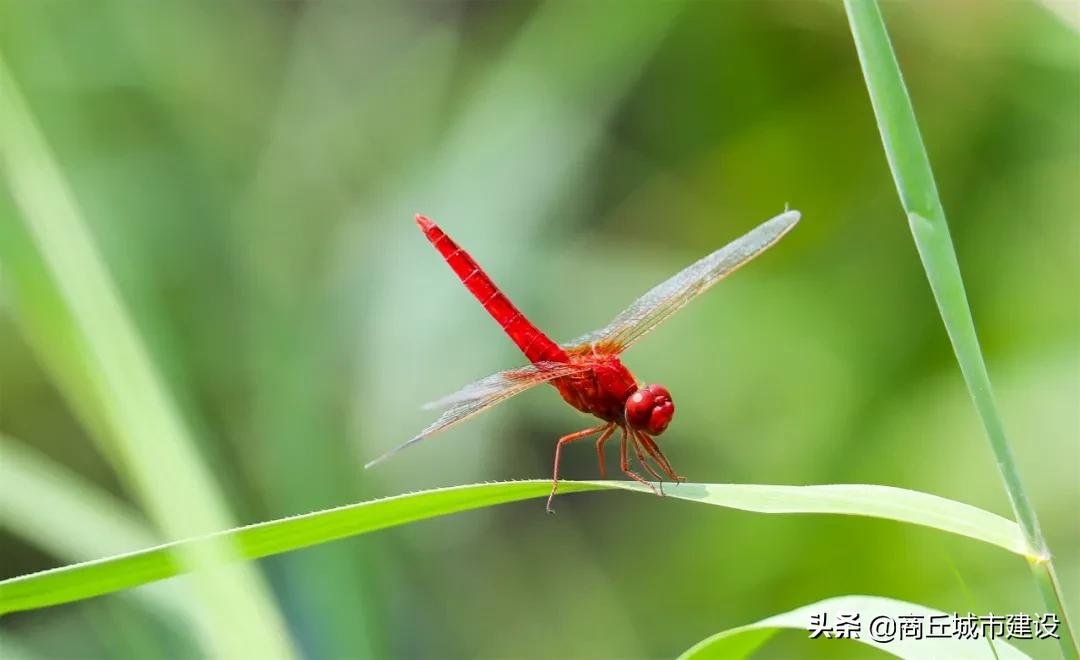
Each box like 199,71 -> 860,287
366,209 -> 801,511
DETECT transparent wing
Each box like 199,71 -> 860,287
364,361 -> 589,468
565,210 -> 800,353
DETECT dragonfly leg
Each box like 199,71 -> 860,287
547,423 -> 611,513
630,434 -> 665,494
594,424 -> 617,479
636,431 -> 685,482
619,427 -> 659,496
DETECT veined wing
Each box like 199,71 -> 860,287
364,361 -> 589,468
565,210 -> 800,353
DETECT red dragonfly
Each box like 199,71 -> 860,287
366,210 -> 801,511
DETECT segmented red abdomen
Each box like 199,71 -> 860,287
416,215 -> 569,365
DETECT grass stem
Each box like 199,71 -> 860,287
843,2 -> 1077,656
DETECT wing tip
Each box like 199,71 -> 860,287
777,208 -> 801,226
761,208 -> 800,241
363,450 -> 390,469
364,434 -> 424,469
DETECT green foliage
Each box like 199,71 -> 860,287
0,55 -> 293,659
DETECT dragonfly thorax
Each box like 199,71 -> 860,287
624,384 -> 675,435
553,355 -> 638,423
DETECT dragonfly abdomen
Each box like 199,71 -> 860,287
415,214 -> 568,364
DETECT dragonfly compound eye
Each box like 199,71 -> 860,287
625,384 -> 675,435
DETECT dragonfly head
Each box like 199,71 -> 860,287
624,384 -> 674,436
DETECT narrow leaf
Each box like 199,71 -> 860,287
843,2 -> 1076,655
1,480 -> 1030,613
0,435 -> 207,638
0,57 -> 294,658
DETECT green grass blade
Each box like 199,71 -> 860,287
843,2 -> 1077,656
0,58 -> 294,658
678,595 -> 1030,659
0,435 -> 207,642
0,479 -> 1031,614
637,481 -> 1032,557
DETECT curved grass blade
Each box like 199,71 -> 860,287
678,595 -> 1030,659
605,481 -> 1033,558
1,480 -> 1030,614
0,435 -> 207,642
843,2 -> 1076,656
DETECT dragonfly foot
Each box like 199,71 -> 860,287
623,469 -> 659,496
546,482 -> 558,513
619,426 -> 659,495
548,423 -> 611,512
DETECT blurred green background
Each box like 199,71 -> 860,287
1,1 -> 1077,658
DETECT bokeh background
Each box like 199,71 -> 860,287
2,1 -> 1077,658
